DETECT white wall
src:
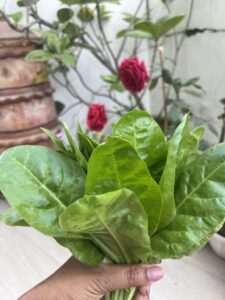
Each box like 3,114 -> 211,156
2,0 -> 225,142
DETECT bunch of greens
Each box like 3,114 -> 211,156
0,110 -> 225,300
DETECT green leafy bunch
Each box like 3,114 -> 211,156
0,111 -> 225,299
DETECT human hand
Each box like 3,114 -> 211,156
20,257 -> 163,300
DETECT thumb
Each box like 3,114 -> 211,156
97,264 -> 163,292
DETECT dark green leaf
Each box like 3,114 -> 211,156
63,22 -> 81,40
0,146 -> 86,236
151,143 -> 225,259
158,115 -> 202,230
149,77 -> 159,91
17,0 -> 39,6
57,8 -> 74,23
55,101 -> 65,115
162,68 -> 173,85
86,136 -> 163,235
113,110 -> 167,168
60,189 -> 152,264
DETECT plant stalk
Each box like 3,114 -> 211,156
107,287 -> 136,300
158,47 -> 168,135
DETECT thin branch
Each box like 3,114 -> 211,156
96,1 -> 118,70
73,68 -> 130,109
171,0 -> 195,74
117,0 -> 145,61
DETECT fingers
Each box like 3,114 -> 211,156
135,284 -> 150,300
96,264 -> 163,293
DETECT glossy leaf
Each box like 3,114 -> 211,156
151,143 -> 225,259
60,189 -> 152,264
158,115 -> 203,230
0,146 -> 85,236
56,238 -> 104,266
86,136 -> 163,235
113,110 -> 167,169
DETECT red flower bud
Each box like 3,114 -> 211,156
87,103 -> 107,132
119,56 -> 150,93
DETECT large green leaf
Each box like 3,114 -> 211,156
60,189 -> 151,264
158,115 -> 203,230
0,146 -> 85,236
113,110 -> 167,169
86,136 -> 163,235
134,15 -> 184,40
151,143 -> 225,259
56,238 -> 104,266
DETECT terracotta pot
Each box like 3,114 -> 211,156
0,20 -> 60,153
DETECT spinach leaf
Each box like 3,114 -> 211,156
151,143 -> 225,259
56,238 -> 104,266
158,115 -> 203,230
77,125 -> 99,161
86,136 -> 163,235
63,123 -> 88,170
0,145 -> 85,236
113,110 -> 167,169
60,189 -> 152,264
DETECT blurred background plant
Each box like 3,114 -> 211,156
0,0 -> 224,146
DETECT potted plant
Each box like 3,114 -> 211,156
0,18 -> 63,153
0,0 -> 219,142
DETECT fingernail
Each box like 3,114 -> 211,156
147,267 -> 164,282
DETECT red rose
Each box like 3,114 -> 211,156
119,56 -> 150,93
87,103 -> 107,132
